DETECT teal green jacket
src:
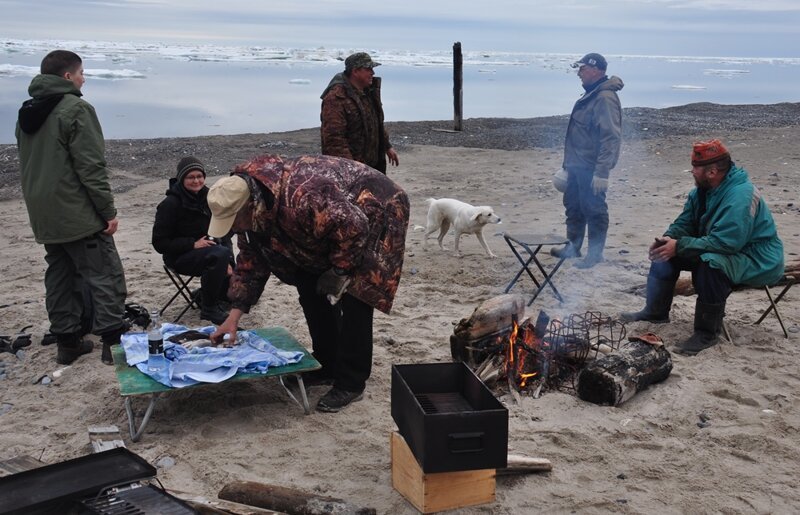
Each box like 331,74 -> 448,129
16,74 -> 116,244
664,165 -> 784,286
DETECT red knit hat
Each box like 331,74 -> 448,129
691,139 -> 730,166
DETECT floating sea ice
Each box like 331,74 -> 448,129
289,79 -> 311,85
671,85 -> 707,90
703,69 -> 750,78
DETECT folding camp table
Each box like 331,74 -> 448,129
503,232 -> 570,306
113,326 -> 321,442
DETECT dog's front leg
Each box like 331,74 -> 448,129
476,231 -> 496,258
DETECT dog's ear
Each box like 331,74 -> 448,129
471,208 -> 492,221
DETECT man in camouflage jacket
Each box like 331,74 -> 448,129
320,52 -> 399,173
208,154 -> 409,412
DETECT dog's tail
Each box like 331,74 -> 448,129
425,197 -> 437,206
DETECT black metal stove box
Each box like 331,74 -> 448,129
0,447 -> 192,515
391,362 -> 508,473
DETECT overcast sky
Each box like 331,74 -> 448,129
1,0 -> 798,57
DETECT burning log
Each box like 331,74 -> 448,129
218,481 -> 376,515
576,338 -> 672,406
451,294 -> 526,365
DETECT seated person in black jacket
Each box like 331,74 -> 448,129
152,157 -> 233,324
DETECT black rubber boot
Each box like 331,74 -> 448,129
675,300 -> 725,356
551,224 -> 585,259
100,325 -> 127,366
620,277 -> 675,323
550,243 -> 582,259
575,224 -> 607,269
55,333 -> 94,365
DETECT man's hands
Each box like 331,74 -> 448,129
387,148 -> 399,167
211,308 -> 244,346
591,176 -> 609,195
103,217 -> 119,235
316,269 -> 351,305
552,169 -> 569,193
649,236 -> 677,262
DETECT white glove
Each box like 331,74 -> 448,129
591,176 -> 609,195
316,269 -> 352,305
552,169 -> 569,193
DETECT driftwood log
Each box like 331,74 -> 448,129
577,339 -> 672,406
218,481 -> 376,515
497,454 -> 553,475
451,293 -> 526,364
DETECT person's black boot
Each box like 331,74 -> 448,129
551,221 -> 586,258
100,324 -> 128,366
575,225 -> 607,269
574,251 -> 604,269
550,242 -> 582,259
675,300 -> 725,356
55,332 -> 93,365
620,277 -> 675,323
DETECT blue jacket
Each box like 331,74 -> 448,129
665,164 -> 784,286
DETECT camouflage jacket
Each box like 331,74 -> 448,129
228,154 -> 409,314
320,74 -> 392,172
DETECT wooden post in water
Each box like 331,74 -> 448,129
453,42 -> 463,131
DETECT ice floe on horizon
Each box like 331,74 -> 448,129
671,85 -> 707,90
0,63 -> 144,80
4,38 -> 799,70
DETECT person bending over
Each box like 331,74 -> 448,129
207,154 -> 409,413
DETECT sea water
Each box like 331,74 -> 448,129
1,39 -> 799,144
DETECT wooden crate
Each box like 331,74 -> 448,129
390,432 -> 495,513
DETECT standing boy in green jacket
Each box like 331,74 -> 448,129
16,50 -> 128,366
621,139 -> 784,355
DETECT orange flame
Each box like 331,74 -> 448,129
505,319 -> 543,390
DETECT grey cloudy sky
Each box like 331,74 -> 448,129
1,0 -> 798,56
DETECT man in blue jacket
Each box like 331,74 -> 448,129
621,140 -> 784,355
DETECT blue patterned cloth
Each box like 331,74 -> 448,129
120,323 -> 303,388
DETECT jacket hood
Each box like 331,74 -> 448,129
27,74 -> 82,99
321,72 -> 348,99
578,75 -> 624,103
18,74 -> 82,135
320,72 -> 382,99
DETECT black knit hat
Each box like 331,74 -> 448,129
176,156 -> 206,183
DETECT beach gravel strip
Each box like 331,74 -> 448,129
1,102 -> 799,200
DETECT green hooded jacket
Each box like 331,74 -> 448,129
664,164 -> 784,286
16,74 -> 116,244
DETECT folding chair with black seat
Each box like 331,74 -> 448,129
502,232 -> 570,306
722,274 -> 796,342
160,265 -> 200,323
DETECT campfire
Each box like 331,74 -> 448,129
470,310 -> 627,397
451,294 -> 673,406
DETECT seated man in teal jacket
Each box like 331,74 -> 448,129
621,139 -> 784,355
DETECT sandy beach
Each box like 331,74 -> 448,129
0,103 -> 799,513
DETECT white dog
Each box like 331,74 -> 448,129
424,198 -> 502,257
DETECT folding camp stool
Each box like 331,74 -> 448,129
723,274 -> 796,342
160,265 -> 199,323
503,232 -> 570,306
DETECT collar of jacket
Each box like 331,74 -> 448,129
167,177 -> 210,214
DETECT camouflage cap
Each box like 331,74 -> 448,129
345,52 -> 381,71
